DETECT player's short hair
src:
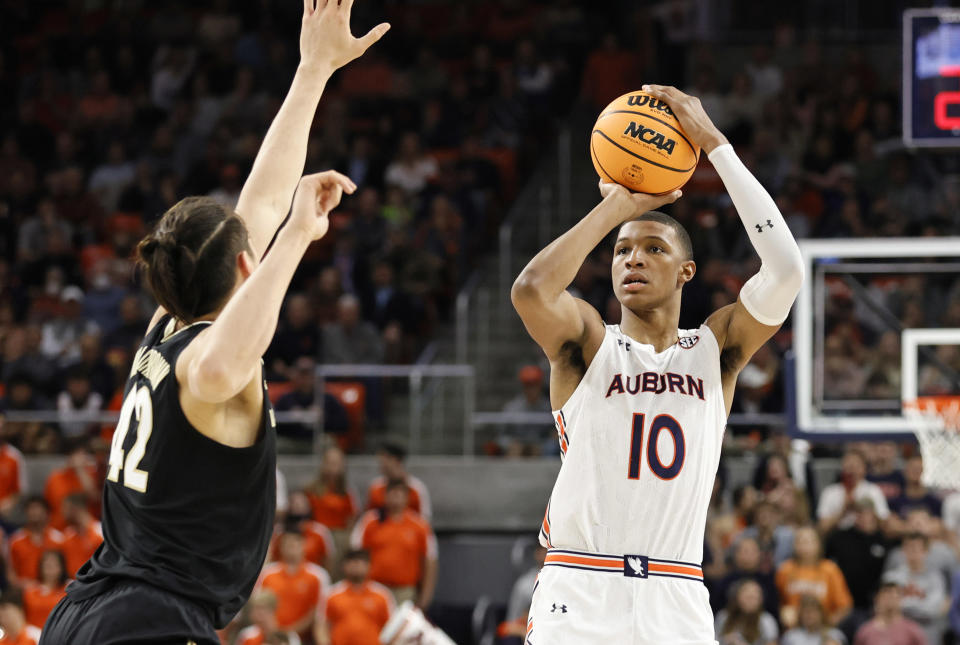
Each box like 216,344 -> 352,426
379,442 -> 407,461
385,478 -> 409,493
344,548 -> 370,562
135,196 -> 253,323
617,211 -> 693,261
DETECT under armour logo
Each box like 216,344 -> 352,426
617,339 -> 631,352
754,219 -> 773,233
551,603 -> 567,613
624,555 -> 649,578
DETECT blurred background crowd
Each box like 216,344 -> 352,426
1,0 -> 959,643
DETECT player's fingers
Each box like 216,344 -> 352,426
342,0 -> 354,14
320,170 -> 357,193
355,23 -> 391,54
598,179 -> 620,199
653,189 -> 682,206
303,0 -> 312,15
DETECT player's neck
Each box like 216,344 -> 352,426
619,302 -> 681,353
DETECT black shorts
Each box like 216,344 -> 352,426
39,579 -> 220,645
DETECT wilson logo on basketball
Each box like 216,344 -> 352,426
626,95 -> 675,116
623,122 -> 677,154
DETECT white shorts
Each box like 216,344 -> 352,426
526,548 -> 717,645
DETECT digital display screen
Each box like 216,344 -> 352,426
904,9 -> 960,147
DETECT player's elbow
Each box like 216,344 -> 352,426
511,271 -> 545,309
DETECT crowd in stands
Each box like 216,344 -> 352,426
0,439 -> 437,644
0,0 -> 599,453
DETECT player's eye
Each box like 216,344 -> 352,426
649,246 -> 664,254
616,247 -> 629,255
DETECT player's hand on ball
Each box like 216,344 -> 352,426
599,180 -> 682,218
300,0 -> 391,72
290,171 -> 356,241
641,84 -> 729,154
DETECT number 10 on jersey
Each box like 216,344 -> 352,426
628,412 -> 685,480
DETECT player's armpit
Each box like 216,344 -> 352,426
510,286 -> 604,365
706,300 -> 779,376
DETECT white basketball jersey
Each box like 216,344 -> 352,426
540,324 -> 726,563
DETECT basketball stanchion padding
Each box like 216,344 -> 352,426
904,395 -> 960,489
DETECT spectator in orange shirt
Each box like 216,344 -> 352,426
236,589 -> 303,645
0,438 -> 26,521
43,444 -> 99,531
306,446 -> 358,530
22,550 -> 67,629
366,443 -> 431,521
270,491 -> 336,574
60,492 -> 103,577
351,479 -> 438,608
6,496 -> 64,585
259,524 -> 331,642
776,526 -> 853,629
320,549 -> 394,645
0,589 -> 41,645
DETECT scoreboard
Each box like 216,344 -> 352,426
903,8 -> 960,147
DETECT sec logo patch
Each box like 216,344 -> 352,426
678,336 -> 699,349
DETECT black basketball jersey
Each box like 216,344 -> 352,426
70,315 -> 277,629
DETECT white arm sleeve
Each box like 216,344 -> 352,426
708,143 -> 804,326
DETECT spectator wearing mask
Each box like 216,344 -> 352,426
236,589 -> 302,645
40,286 -> 99,365
714,579 -> 779,645
59,492 -> 103,577
22,550 -> 67,629
825,498 -> 891,630
7,496 -> 64,585
306,446 -> 358,562
273,357 -> 349,442
776,526 -> 853,629
882,534 -> 948,645
351,479 -> 438,608
259,524 -> 331,641
818,450 -> 890,534
320,549 -> 394,645
366,442 -> 431,521
853,582 -> 926,645
714,537 -> 779,617
782,595 -> 847,645
0,589 -> 41,645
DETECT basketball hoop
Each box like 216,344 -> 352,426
904,395 -> 960,490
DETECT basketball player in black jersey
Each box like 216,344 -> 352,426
39,2 -> 390,643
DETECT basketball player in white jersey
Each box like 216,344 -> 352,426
512,85 -> 804,644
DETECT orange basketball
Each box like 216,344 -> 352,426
590,91 -> 700,195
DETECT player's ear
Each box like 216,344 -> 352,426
237,250 -> 256,279
677,260 -> 696,286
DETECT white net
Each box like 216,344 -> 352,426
904,397 -> 960,490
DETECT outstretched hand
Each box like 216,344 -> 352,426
598,180 -> 682,220
289,171 -> 356,241
641,84 -> 728,154
300,0 -> 391,72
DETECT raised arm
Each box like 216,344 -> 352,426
236,0 -> 389,259
643,85 -> 804,402
511,187 -> 679,402
179,172 -> 354,403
